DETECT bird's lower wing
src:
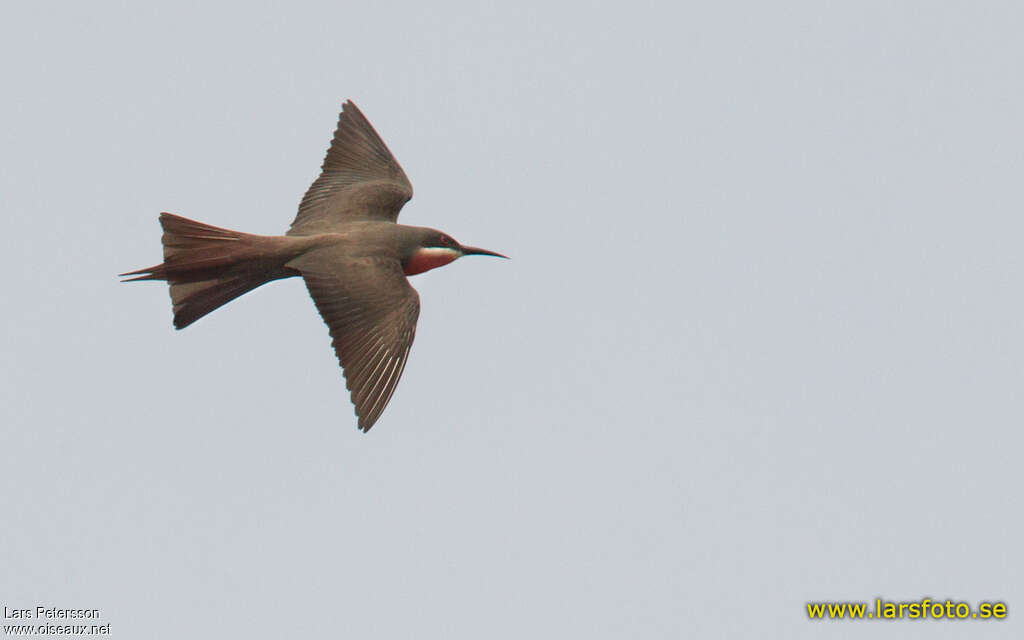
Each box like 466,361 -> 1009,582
290,253 -> 421,431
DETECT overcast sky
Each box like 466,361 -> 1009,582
2,2 -> 1021,638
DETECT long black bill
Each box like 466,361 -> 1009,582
460,245 -> 509,259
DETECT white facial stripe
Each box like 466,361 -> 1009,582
405,246 -> 462,276
418,247 -> 462,259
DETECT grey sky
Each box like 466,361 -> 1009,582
2,1 -> 1021,638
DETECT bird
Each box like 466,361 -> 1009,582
121,100 -> 506,432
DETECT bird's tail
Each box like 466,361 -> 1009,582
121,212 -> 296,329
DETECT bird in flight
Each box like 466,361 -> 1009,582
122,100 -> 506,431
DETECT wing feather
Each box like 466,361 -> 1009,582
295,256 -> 420,431
287,101 -> 413,235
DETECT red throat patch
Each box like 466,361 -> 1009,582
403,247 -> 460,275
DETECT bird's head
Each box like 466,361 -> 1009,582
401,228 -> 507,276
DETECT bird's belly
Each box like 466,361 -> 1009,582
403,247 -> 460,275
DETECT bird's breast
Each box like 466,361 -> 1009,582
403,247 -> 460,275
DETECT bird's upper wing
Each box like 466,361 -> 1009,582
289,252 -> 420,431
287,100 -> 413,236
